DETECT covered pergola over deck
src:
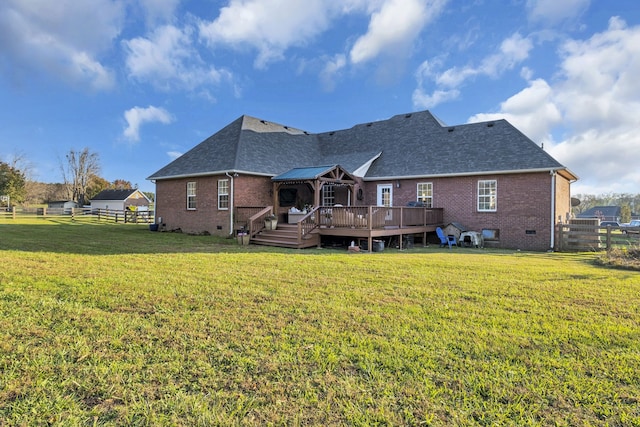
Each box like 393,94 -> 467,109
271,164 -> 357,210
235,164 -> 444,250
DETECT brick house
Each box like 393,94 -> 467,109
147,110 -> 577,251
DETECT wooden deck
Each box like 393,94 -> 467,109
236,206 -> 443,251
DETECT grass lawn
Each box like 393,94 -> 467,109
0,219 -> 639,426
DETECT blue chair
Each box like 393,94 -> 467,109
436,227 -> 457,249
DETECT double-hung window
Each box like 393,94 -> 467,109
218,179 -> 229,210
477,180 -> 497,212
416,182 -> 433,208
186,182 -> 196,210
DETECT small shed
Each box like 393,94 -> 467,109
47,200 -> 78,214
443,222 -> 467,242
90,189 -> 150,212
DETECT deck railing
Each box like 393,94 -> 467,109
318,206 -> 443,229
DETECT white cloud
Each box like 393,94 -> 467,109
550,17 -> 640,193
349,0 -> 446,64
123,106 -> 174,142
198,0 -> 334,68
198,0 -> 445,70
468,78 -> 562,143
554,17 -> 640,131
526,0 -> 590,25
412,88 -> 460,109
123,25 -> 233,91
413,33 -> 533,109
319,54 -> 347,91
138,0 -> 181,26
466,18 -> 640,195
167,151 -> 183,160
0,0 -> 123,90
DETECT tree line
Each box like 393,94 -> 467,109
572,193 -> 640,222
1,148 -> 153,208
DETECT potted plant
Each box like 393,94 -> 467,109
265,214 -> 278,230
237,227 -> 250,245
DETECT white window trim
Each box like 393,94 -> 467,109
416,182 -> 433,208
477,180 -> 497,212
218,179 -> 229,210
377,184 -> 393,207
186,181 -> 196,210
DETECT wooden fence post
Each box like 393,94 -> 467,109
557,224 -> 563,252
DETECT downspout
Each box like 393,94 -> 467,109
151,180 -> 156,224
226,172 -> 235,236
550,170 -> 556,250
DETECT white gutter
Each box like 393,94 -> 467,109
148,169 -> 273,181
151,180 -> 156,224
550,170 -> 556,250
362,167 -> 569,181
225,172 -> 235,236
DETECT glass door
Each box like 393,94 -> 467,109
377,184 -> 393,221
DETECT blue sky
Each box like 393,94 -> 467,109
1,0 -> 639,196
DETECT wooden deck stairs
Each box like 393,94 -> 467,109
251,223 -> 320,249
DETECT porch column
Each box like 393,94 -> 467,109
314,180 -> 321,207
273,182 -> 280,214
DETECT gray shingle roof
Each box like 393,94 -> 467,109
147,110 -> 575,181
91,189 -> 139,201
576,206 -> 621,219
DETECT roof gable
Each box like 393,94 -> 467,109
273,165 -> 356,183
91,189 -> 149,202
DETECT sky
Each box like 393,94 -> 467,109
1,0 -> 639,196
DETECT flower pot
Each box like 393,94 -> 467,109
265,219 -> 278,230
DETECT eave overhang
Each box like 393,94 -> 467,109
363,167 -> 578,182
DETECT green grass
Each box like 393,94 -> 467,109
1,219 -> 639,426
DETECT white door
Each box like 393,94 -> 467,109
377,184 -> 393,221
377,184 -> 392,207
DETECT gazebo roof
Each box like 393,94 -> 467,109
272,165 -> 339,181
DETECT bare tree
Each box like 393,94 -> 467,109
60,148 -> 101,206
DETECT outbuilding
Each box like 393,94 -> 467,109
90,189 -> 150,212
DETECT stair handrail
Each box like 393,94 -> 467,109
248,206 -> 273,238
296,207 -> 320,244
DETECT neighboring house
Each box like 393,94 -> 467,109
147,110 -> 578,251
47,200 -> 78,213
90,189 -> 150,212
576,206 -> 621,222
